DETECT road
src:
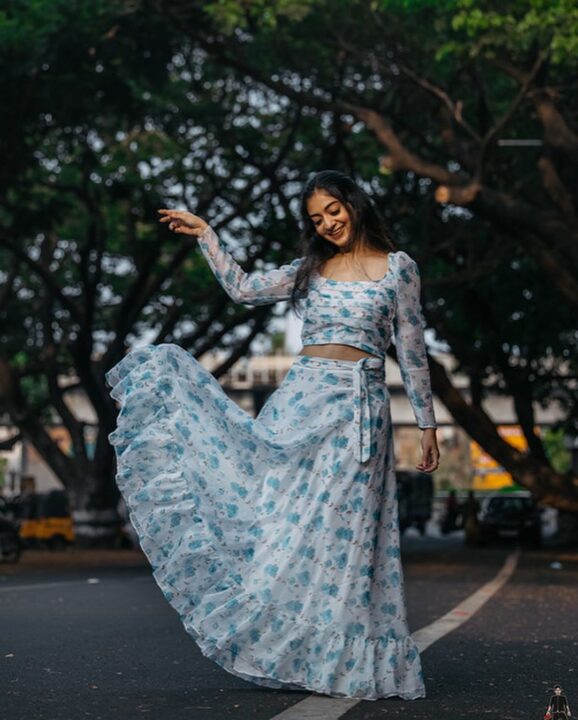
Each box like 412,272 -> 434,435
1,533 -> 576,720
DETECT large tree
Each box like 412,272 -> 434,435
1,0 -> 577,547
156,0 -> 578,513
0,0 -> 330,542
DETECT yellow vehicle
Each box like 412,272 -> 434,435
16,490 -> 74,549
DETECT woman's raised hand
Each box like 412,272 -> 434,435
157,209 -> 209,236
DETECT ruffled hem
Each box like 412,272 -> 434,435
106,344 -> 426,701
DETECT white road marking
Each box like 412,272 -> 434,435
413,548 -> 520,652
0,574 -> 154,593
269,548 -> 520,720
269,697 -> 360,719
0,579 -> 98,593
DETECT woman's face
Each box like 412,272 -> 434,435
306,190 -> 352,249
555,688 -> 562,694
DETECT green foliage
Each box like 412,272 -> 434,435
202,0 -> 316,33
371,0 -> 448,10
1,0 -> 577,502
441,0 -> 578,63
542,428 -> 572,474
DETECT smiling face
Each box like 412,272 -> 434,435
306,189 -> 353,250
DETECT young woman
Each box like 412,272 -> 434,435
106,170 -> 440,702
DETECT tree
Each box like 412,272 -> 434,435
157,0 -> 578,511
1,0 -> 577,543
0,0 -> 332,542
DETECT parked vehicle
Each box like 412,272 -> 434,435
0,515 -> 21,562
13,490 -> 74,549
478,492 -> 542,547
397,470 -> 433,535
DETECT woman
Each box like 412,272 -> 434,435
106,170 -> 440,701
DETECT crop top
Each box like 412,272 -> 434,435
196,224 -> 437,429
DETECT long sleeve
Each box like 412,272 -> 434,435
196,224 -> 304,305
393,251 -> 437,429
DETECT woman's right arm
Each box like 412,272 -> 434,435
197,224 -> 304,305
158,208 -> 303,306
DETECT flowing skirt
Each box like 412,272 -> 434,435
105,343 -> 426,701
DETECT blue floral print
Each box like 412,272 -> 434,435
106,224 -> 438,702
197,224 -> 436,429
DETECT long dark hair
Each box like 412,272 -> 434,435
289,170 -> 397,314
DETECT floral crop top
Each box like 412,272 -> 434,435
196,224 -> 437,429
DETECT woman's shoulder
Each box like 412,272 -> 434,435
391,249 -> 417,265
389,250 -> 420,281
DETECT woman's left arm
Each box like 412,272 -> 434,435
393,251 -> 440,472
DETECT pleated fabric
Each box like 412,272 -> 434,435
106,342 -> 426,701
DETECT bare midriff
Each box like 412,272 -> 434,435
298,344 -> 380,361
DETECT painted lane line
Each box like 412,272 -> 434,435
267,697 -> 360,719
0,579 -> 99,593
0,574 -> 157,594
412,548 -> 519,652
269,548 -> 520,720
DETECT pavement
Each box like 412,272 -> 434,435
0,546 -> 150,575
1,532 -> 576,720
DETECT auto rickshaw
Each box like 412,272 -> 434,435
14,490 -> 75,549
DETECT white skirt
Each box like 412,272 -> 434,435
105,343 -> 426,701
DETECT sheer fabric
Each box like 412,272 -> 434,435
197,224 -> 437,428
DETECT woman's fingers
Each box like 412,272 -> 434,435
157,209 -> 208,236
158,209 -> 189,216
158,210 -> 182,228
417,444 -> 440,472
158,209 -> 178,221
173,226 -> 197,235
158,209 -> 194,219
157,209 -> 199,227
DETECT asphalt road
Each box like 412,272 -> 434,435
1,533 -> 576,720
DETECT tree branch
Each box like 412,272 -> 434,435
0,237 -> 83,326
476,50 -> 548,181
0,354 -> 78,486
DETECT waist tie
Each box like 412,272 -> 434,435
352,356 -> 385,463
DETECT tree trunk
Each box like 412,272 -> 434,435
68,475 -> 122,548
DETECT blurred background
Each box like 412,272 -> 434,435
0,0 -> 577,554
